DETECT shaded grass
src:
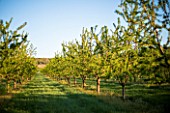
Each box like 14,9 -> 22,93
1,74 -> 169,113
70,77 -> 170,112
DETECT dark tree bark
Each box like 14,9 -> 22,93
96,76 -> 100,93
121,83 -> 125,100
58,75 -> 61,81
82,76 -> 86,89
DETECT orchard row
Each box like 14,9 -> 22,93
43,0 -> 170,99
0,18 -> 37,94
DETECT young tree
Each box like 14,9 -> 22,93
91,26 -> 112,93
74,28 -> 93,89
116,0 -> 170,84
0,18 -> 37,93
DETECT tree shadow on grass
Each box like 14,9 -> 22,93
1,93 -> 125,113
1,74 -> 169,113
1,90 -> 169,113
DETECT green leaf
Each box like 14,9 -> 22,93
17,22 -> 27,30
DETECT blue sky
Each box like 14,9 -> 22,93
0,0 -> 122,58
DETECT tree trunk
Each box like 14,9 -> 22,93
121,83 -> 125,100
96,76 -> 100,93
20,76 -> 23,84
22,76 -> 24,81
19,79 -> 22,85
29,76 -> 32,80
104,79 -> 107,82
82,77 -> 86,89
67,77 -> 70,85
57,75 -> 60,81
13,81 -> 17,89
7,80 -> 10,93
73,77 -> 76,85
133,75 -> 136,83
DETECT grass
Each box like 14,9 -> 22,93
72,77 -> 170,102
0,74 -> 169,113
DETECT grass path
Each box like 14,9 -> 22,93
0,74 -> 117,113
1,73 -> 167,113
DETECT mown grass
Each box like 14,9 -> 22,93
68,77 -> 170,112
0,74 -> 169,113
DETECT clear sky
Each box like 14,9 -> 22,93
0,0 -> 121,58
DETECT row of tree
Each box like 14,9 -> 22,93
43,0 -> 170,99
0,18 -> 37,94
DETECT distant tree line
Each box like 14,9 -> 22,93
36,58 -> 50,65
